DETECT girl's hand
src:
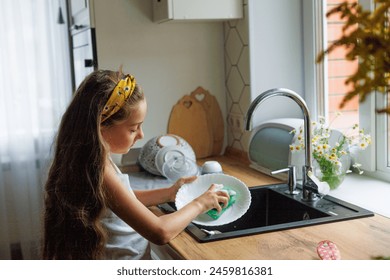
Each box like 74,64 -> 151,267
168,176 -> 197,202
194,184 -> 230,213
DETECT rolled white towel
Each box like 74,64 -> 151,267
307,171 -> 330,196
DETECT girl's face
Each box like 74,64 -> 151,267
101,99 -> 147,154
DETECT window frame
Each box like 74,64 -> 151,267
303,0 -> 327,121
304,0 -> 390,182
372,90 -> 390,180
354,0 -> 390,182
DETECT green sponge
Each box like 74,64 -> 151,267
206,186 -> 237,220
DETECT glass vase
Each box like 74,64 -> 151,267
317,171 -> 346,190
313,160 -> 347,190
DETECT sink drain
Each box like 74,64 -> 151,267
302,212 -> 311,220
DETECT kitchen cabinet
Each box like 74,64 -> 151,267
68,0 -> 97,91
69,0 -> 95,30
71,29 -> 97,89
152,0 -> 243,23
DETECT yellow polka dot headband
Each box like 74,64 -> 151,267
101,75 -> 136,123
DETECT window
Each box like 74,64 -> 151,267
325,0 -> 359,130
375,87 -> 390,179
305,0 -> 390,182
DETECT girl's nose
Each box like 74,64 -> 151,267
138,128 -> 144,140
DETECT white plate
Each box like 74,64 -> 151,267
175,174 -> 251,226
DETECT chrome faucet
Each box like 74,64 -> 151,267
245,88 -> 320,202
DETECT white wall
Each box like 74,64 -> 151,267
93,0 -> 226,148
93,0 -> 308,153
247,0 -> 305,126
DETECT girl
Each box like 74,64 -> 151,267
43,69 -> 229,260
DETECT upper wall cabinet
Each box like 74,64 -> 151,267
153,0 -> 243,23
69,0 -> 95,33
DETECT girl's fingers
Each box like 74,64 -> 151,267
217,194 -> 230,209
201,184 -> 231,212
208,184 -> 218,191
214,203 -> 223,213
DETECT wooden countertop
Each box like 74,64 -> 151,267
164,155 -> 390,260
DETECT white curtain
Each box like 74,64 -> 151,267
0,0 -> 72,259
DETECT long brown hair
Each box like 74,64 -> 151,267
43,69 -> 144,259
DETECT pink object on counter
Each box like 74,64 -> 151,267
317,240 -> 341,260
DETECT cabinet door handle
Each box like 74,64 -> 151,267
84,59 -> 94,67
71,24 -> 85,31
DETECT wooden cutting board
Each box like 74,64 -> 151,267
190,87 -> 224,156
168,95 -> 213,158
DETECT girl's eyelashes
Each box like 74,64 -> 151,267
129,122 -> 143,133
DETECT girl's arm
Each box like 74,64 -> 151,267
133,176 -> 197,206
104,164 -> 229,245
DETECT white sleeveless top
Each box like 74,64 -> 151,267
101,161 -> 151,260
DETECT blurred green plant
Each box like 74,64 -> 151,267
372,255 -> 390,260
316,0 -> 390,114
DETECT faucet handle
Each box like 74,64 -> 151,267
271,166 -> 299,195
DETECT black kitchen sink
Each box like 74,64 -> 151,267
159,183 -> 374,242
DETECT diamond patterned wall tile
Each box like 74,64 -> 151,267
230,103 -> 242,116
224,52 -> 232,81
223,22 -> 230,43
237,46 -> 249,85
224,0 -> 249,153
239,86 -> 251,112
225,29 -> 244,65
236,9 -> 249,44
227,66 -> 245,102
226,92 -> 233,113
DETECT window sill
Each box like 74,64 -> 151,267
329,173 -> 390,218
